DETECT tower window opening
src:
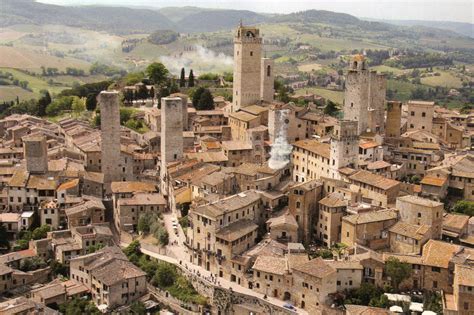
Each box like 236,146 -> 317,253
267,65 -> 271,77
250,51 -> 253,56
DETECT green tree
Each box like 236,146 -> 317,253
0,225 -> 10,250
59,297 -> 100,315
153,262 -> 177,287
385,257 -> 411,291
130,300 -> 146,314
72,97 -> 86,114
146,62 -> 169,86
51,260 -> 69,277
85,93 -> 98,111
31,225 -> 51,240
136,84 -> 149,100
19,256 -> 46,272
87,243 -> 105,254
188,69 -> 194,87
452,200 -> 474,216
179,67 -> 186,87
137,213 -> 152,234
37,90 -> 51,116
197,89 -> 214,110
324,100 -> 340,117
192,87 -> 205,108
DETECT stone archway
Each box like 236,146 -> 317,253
283,291 -> 291,301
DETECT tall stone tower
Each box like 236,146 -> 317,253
99,91 -> 121,194
343,55 -> 386,134
160,97 -> 184,197
23,135 -> 48,174
232,25 -> 262,111
329,120 -> 359,179
386,101 -> 402,138
260,58 -> 274,103
170,93 -> 189,131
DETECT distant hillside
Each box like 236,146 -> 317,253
172,9 -> 267,33
0,0 -> 175,34
379,19 -> 474,38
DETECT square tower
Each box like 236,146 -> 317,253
232,25 -> 262,111
99,91 -> 121,193
330,120 -> 359,179
160,97 -> 183,164
343,55 -> 386,134
260,58 -> 274,103
23,135 -> 48,174
386,101 -> 402,137
407,100 -> 434,132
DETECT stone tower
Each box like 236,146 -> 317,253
343,55 -> 386,134
260,58 -> 274,103
232,25 -> 262,111
329,120 -> 359,179
386,101 -> 402,138
160,97 -> 183,164
170,93 -> 189,131
99,91 -> 121,194
160,97 -> 184,197
23,135 -> 48,174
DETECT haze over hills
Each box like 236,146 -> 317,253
1,0 -> 472,38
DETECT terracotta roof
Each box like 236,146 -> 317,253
349,170 -> 400,190
194,190 -> 260,218
119,193 -> 166,206
292,257 -> 336,278
240,105 -> 268,115
421,176 -> 447,187
443,213 -> 469,231
331,260 -> 363,270
267,211 -> 298,227
293,139 -> 330,159
367,160 -> 391,170
319,192 -> 347,208
229,111 -> 258,122
359,141 -> 379,149
215,219 -> 258,242
252,255 -> 288,275
455,264 -> 474,287
57,179 -> 79,191
343,209 -> 398,225
110,181 -> 157,194
91,259 -> 146,286
389,222 -> 430,240
421,240 -> 461,268
382,253 -> 422,265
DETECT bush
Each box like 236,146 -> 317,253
153,262 -> 177,287
198,73 -> 219,80
19,256 -> 46,272
452,200 -> 474,216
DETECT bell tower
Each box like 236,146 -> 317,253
232,24 -> 262,111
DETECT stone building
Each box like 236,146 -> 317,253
260,58 -> 274,103
316,192 -> 347,247
288,180 -> 322,243
348,170 -> 401,207
23,135 -> 48,174
388,221 -> 431,254
187,190 -> 261,280
329,120 -> 359,179
407,100 -> 435,132
385,101 -> 402,138
341,209 -> 398,250
343,55 -> 386,134
69,246 -> 147,310
99,91 -> 121,194
396,195 -> 443,239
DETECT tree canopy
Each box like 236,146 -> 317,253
385,257 -> 411,291
146,62 -> 169,86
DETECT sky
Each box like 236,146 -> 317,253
37,0 -> 474,23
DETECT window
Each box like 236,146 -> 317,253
432,267 -> 440,272
422,112 -> 426,117
433,281 -> 438,288
250,51 -> 253,56
267,65 -> 271,77
411,111 -> 415,116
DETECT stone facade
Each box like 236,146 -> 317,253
260,58 -> 274,103
329,120 -> 359,179
99,91 -> 121,194
396,195 -> 443,239
23,135 -> 48,174
343,55 -> 386,134
407,100 -> 434,132
385,101 -> 402,138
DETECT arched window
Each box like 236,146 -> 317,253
267,65 -> 271,77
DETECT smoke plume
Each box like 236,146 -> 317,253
268,109 -> 293,170
160,45 -> 233,75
